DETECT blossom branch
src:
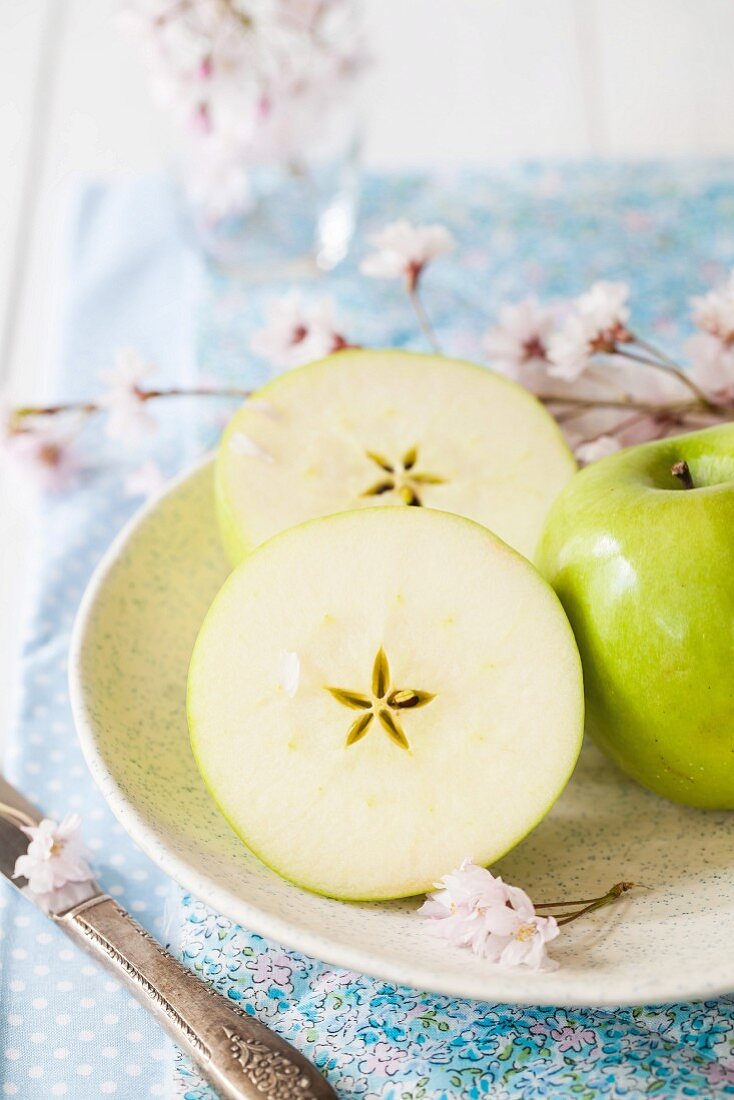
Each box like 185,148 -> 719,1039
10,386 -> 253,425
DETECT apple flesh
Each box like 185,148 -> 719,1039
188,507 -> 584,900
537,424 -> 734,809
216,349 -> 576,565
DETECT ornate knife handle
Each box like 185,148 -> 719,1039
55,895 -> 336,1100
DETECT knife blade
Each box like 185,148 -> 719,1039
0,774 -> 337,1100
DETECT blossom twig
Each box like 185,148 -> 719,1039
408,286 -> 442,354
420,859 -> 642,972
12,386 -> 253,423
361,220 -> 453,355
551,882 -> 642,926
620,342 -> 713,407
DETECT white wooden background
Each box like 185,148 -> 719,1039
2,0 -> 734,755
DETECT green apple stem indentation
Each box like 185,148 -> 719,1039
361,447 -> 446,507
326,647 -> 436,751
671,460 -> 695,489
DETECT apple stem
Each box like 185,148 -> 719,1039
671,460 -> 695,489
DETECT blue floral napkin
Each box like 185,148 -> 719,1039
177,161 -> 734,1099
2,164 -> 734,1099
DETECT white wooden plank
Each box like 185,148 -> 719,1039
0,0 -> 177,762
593,0 -> 734,156
0,0 -> 51,384
363,0 -> 590,166
0,0 -> 53,762
7,0 -> 176,399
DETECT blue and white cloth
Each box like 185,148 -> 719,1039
2,164 -> 734,1098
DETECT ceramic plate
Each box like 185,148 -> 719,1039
70,459 -> 734,1007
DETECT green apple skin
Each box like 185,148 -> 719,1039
537,424 -> 734,809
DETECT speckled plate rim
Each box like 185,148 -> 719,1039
69,456 -> 734,1008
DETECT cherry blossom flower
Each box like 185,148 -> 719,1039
181,139 -> 253,221
228,430 -> 275,463
124,460 -> 167,500
1,408 -> 81,492
685,332 -> 734,405
278,650 -> 300,698
547,316 -> 597,383
250,293 -> 348,370
99,348 -> 157,442
360,220 -> 454,291
548,281 -> 632,382
491,909 -> 560,971
690,269 -> 734,343
121,0 -> 367,219
574,435 -> 622,464
680,272 -> 734,403
13,814 -> 93,897
577,281 -> 631,338
419,858 -> 559,971
483,299 -> 555,385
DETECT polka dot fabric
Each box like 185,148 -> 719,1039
0,176 -> 200,1098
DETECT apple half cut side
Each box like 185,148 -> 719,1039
216,349 -> 576,565
188,507 -> 584,901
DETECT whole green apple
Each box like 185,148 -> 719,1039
537,423 -> 734,809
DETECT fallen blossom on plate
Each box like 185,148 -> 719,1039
419,858 -> 559,971
360,220 -> 454,291
99,348 -> 157,442
13,814 -> 93,896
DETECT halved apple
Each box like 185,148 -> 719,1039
188,507 -> 584,900
216,349 -> 575,564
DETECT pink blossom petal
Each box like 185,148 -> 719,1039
419,858 -> 559,971
360,220 -> 454,284
575,435 -> 622,464
251,293 -> 346,370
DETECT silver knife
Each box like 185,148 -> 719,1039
0,775 -> 337,1100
